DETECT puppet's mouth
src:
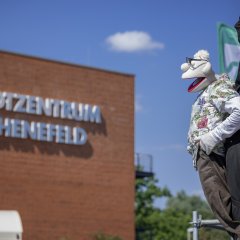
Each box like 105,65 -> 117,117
188,77 -> 206,92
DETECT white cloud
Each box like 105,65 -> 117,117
106,31 -> 164,52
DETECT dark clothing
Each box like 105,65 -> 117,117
226,143 -> 240,221
197,149 -> 240,237
225,131 -> 240,222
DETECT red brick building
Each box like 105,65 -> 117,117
0,51 -> 135,240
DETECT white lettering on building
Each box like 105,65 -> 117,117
0,91 -> 102,145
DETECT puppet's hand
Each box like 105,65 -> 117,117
196,132 -> 219,155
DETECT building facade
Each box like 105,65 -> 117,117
0,51 -> 135,240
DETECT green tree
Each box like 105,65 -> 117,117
156,207 -> 191,240
162,190 -> 229,240
135,175 -> 171,240
92,232 -> 122,240
166,190 -> 213,218
136,177 -> 229,240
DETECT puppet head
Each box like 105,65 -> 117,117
181,50 -> 217,93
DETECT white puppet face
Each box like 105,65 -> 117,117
181,50 -> 214,93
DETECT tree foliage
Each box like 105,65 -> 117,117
92,232 -> 122,240
164,190 -> 229,240
166,190 -> 213,218
135,176 -> 229,240
135,176 -> 171,239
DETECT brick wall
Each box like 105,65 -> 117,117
0,51 -> 135,240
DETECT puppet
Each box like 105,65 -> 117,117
181,48 -> 240,239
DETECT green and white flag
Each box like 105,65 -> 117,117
218,23 -> 240,81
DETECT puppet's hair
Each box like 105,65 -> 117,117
194,50 -> 210,61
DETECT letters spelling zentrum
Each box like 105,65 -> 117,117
0,92 -> 102,145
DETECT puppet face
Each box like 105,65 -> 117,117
181,50 -> 214,93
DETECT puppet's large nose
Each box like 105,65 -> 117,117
181,63 -> 189,72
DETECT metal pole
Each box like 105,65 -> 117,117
192,211 -> 199,240
187,228 -> 193,240
189,211 -> 233,240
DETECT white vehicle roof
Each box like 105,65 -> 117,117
0,211 -> 23,233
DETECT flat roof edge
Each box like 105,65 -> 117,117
0,49 -> 135,78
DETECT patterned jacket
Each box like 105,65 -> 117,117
187,74 -> 239,164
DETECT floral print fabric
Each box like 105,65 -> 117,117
188,74 -> 239,158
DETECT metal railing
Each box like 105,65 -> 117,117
135,153 -> 153,178
188,211 -> 230,240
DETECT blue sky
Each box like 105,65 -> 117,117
0,0 -> 239,204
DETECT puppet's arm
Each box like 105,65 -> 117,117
199,96 -> 240,155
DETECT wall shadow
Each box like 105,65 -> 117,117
0,116 -> 109,159
0,110 -> 108,159
0,137 -> 94,159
